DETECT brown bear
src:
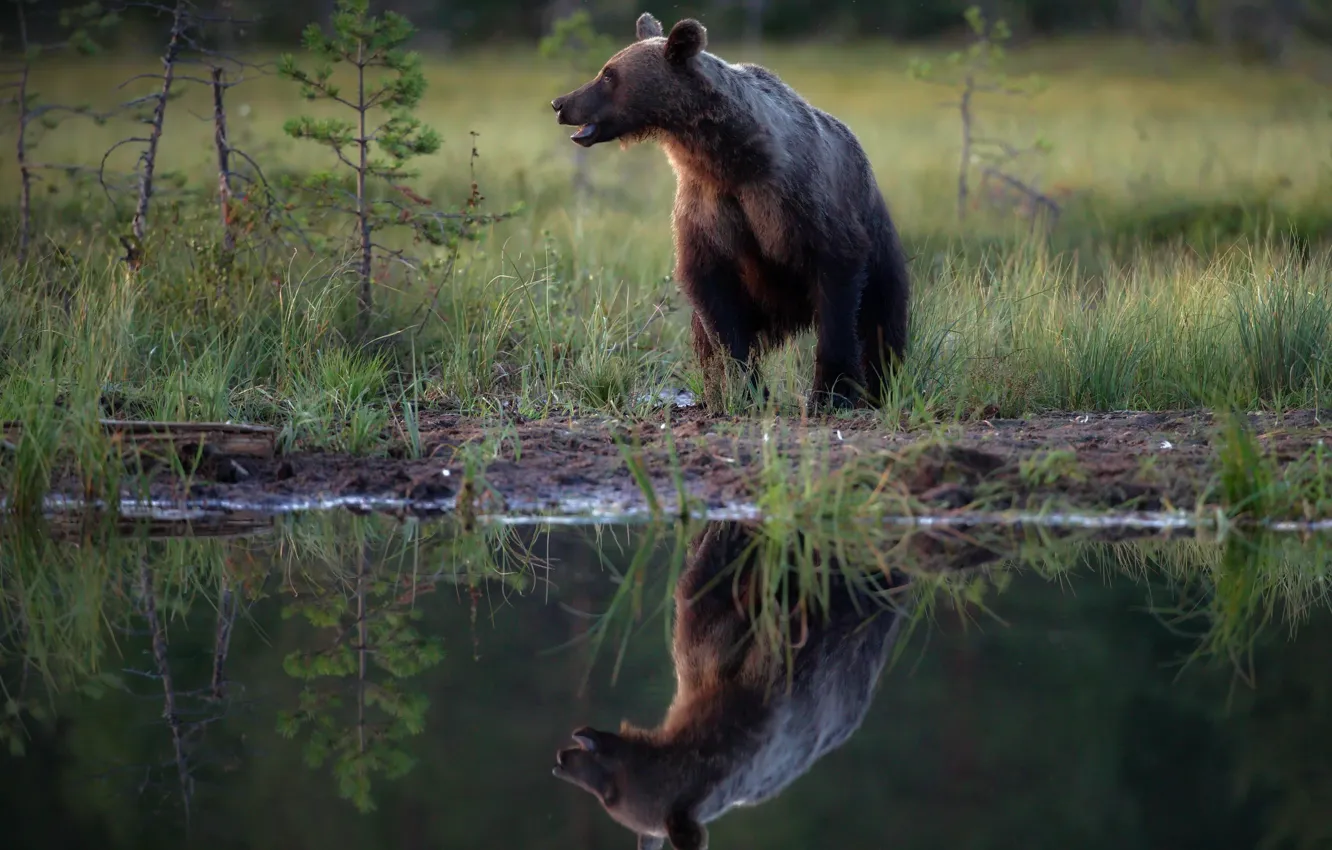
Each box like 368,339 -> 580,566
550,521 -> 912,850
550,12 -> 910,410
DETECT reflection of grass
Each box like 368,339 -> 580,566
4,510 -> 1329,703
1138,532 -> 1332,681
556,513 -> 1332,689
545,522 -> 688,691
0,509 -> 544,698
0,514 -> 239,693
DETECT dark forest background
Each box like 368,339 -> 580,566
5,0 -> 1332,54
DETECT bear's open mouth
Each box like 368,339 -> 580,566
570,124 -> 598,146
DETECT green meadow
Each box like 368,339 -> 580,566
1,36 -> 1330,518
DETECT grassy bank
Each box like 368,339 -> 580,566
1,40 -> 1331,509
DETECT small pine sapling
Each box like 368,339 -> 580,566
909,6 -> 1059,226
279,0 -> 510,337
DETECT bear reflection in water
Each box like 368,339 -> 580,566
553,521 -> 919,850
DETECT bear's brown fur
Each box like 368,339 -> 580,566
551,521 -> 911,850
550,12 -> 910,409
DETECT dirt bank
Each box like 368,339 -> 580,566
105,407 -> 1328,520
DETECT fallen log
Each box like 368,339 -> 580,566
0,419 -> 278,461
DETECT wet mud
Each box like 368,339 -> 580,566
48,407 -> 1325,521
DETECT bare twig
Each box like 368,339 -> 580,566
211,66 -> 235,256
116,71 -> 219,88
978,165 -> 1061,225
130,0 -> 188,243
958,73 -> 973,220
100,136 -> 150,202
355,40 -> 373,335
14,3 -> 33,265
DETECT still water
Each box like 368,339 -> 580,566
2,511 -> 1331,850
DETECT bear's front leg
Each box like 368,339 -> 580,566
679,251 -> 762,411
690,313 -> 765,410
690,312 -> 727,409
811,263 -> 867,411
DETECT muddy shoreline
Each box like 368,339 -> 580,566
27,408 -> 1323,522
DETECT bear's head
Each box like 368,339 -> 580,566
550,12 -> 709,149
552,725 -> 708,850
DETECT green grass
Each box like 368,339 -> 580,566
2,39 -> 1331,508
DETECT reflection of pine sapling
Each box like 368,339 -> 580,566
276,556 -> 445,813
279,0 -> 507,336
539,11 -> 614,203
908,6 -> 1058,225
3,0 -> 117,266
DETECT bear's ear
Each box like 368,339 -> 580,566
636,12 -> 664,40
664,19 -> 706,65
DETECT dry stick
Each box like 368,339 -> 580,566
131,0 -> 188,243
15,67 -> 33,266
979,165 -> 1061,228
355,39 -> 373,337
211,66 -> 235,257
14,4 -> 33,265
138,564 -> 194,820
957,72 -> 974,221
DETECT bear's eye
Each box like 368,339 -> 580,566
601,68 -> 615,86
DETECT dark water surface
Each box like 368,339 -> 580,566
2,512 -> 1332,850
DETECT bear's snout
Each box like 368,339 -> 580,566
550,91 -> 603,147
551,93 -> 582,127
550,95 -> 576,127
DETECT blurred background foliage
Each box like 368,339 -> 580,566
6,0 -> 1332,59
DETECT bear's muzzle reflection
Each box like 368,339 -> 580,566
552,521 -> 993,850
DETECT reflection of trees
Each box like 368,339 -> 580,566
116,551 -> 252,828
210,575 -> 239,702
276,544 -> 445,812
0,517 -> 258,832
135,563 -> 194,815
